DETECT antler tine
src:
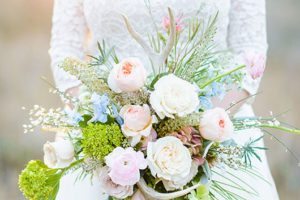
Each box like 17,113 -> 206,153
161,7 -> 176,63
122,15 -> 157,60
122,8 -> 176,74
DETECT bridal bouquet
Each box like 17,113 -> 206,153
19,8 -> 299,200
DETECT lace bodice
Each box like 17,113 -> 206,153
49,0 -> 267,96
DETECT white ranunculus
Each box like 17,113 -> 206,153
162,161 -> 199,191
149,74 -> 199,119
147,136 -> 193,188
43,139 -> 75,168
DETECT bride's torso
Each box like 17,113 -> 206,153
56,2 -> 279,200
82,0 -> 231,61
81,0 -> 257,122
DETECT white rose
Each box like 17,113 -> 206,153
162,161 -> 199,191
43,139 -> 75,168
199,107 -> 234,142
149,74 -> 199,119
147,136 -> 192,187
98,166 -> 134,199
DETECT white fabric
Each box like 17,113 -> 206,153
56,170 -> 108,200
49,0 -> 267,95
50,0 -> 279,199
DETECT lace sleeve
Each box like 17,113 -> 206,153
227,0 -> 268,96
49,0 -> 87,92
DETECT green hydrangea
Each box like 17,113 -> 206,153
18,160 -> 60,200
82,123 -> 125,162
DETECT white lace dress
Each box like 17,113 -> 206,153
49,0 -> 279,199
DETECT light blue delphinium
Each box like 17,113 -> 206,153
206,82 -> 225,100
199,96 -> 213,110
111,104 -> 124,125
65,107 -> 84,125
90,93 -> 110,123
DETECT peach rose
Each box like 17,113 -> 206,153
199,108 -> 234,142
120,104 -> 157,146
108,58 -> 147,93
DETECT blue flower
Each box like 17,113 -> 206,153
111,104 -> 124,125
207,82 -> 225,99
65,107 -> 83,125
90,93 -> 110,123
199,96 -> 213,110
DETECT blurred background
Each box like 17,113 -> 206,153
0,0 -> 299,199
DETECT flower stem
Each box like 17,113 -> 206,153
200,65 -> 246,89
258,124 -> 300,135
59,158 -> 84,175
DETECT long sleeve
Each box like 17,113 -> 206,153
49,0 -> 88,92
227,0 -> 268,96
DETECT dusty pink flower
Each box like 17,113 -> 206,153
244,52 -> 266,80
162,15 -> 184,32
108,58 -> 147,93
171,127 -> 202,155
199,108 -> 234,142
193,156 -> 206,166
120,104 -> 156,146
141,129 -> 158,150
98,166 -> 134,199
105,147 -> 147,186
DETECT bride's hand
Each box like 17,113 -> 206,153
212,86 -> 249,115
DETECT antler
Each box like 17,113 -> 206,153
122,7 -> 176,74
137,178 -> 204,200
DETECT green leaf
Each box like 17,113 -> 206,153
79,115 -> 93,128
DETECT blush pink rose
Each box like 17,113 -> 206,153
108,58 -> 147,93
199,107 -> 234,142
120,104 -> 156,146
244,52 -> 266,80
98,166 -> 134,199
105,147 -> 147,186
